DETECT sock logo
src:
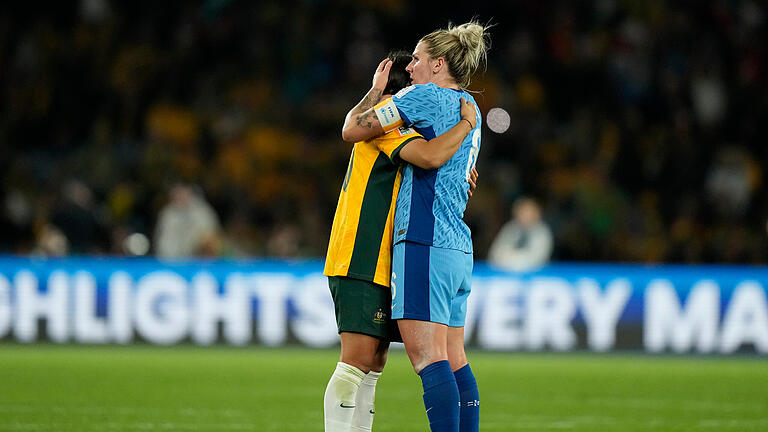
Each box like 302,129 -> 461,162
340,403 -> 356,409
465,400 -> 480,407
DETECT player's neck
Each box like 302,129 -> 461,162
431,76 -> 460,90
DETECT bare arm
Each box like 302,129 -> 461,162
341,58 -> 390,142
398,97 -> 478,170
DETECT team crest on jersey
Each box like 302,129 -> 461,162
395,85 -> 415,99
373,308 -> 386,324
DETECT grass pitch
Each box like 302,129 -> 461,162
1,345 -> 767,431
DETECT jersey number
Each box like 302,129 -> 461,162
465,129 -> 481,180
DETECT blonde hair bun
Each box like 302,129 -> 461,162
450,22 -> 487,54
421,20 -> 491,89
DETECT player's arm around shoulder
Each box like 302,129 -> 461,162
398,97 -> 478,170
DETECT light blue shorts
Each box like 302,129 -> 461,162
391,241 -> 473,327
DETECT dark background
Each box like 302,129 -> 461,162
1,0 -> 767,263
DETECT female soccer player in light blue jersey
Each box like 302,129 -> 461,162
342,20 -> 491,432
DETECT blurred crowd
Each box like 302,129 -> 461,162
1,0 -> 767,264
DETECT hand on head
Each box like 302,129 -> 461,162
373,58 -> 393,91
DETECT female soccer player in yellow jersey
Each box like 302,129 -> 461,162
323,50 -> 478,432
341,21 -> 491,432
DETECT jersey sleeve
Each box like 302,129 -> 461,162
373,98 -> 404,133
375,127 -> 423,164
391,84 -> 439,129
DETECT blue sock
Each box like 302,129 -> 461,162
418,360 -> 460,432
454,364 -> 479,432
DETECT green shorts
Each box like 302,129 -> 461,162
328,276 -> 402,343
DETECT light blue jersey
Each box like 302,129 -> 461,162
391,83 -> 481,253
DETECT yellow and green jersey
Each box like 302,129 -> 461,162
324,126 -> 422,287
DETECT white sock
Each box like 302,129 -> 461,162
324,362 -> 366,432
350,370 -> 381,431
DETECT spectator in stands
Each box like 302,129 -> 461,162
50,180 -> 107,254
154,182 -> 222,258
488,197 -> 553,272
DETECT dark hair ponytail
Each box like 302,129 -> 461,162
383,50 -> 412,95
